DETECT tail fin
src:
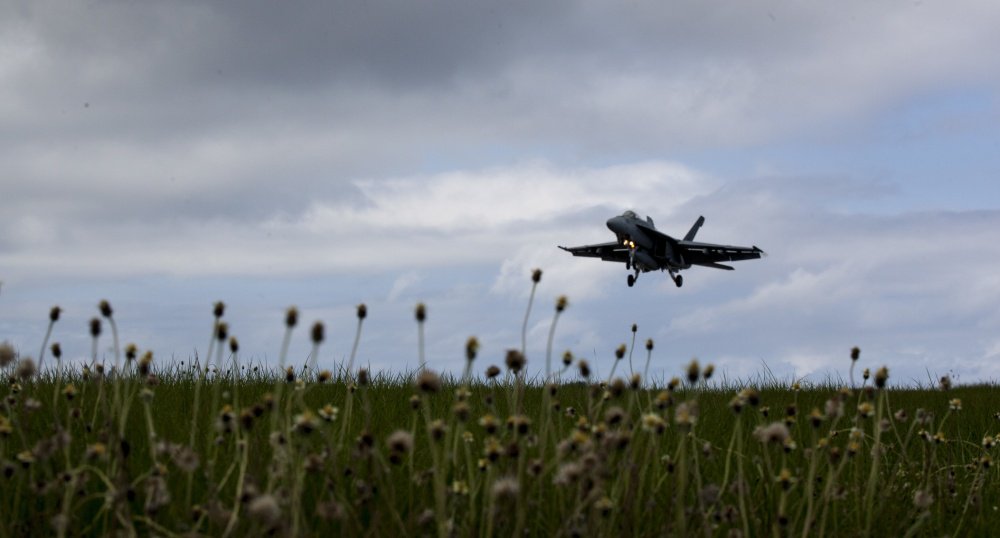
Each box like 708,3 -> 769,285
683,216 -> 705,241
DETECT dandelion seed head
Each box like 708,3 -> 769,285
16,358 -> 36,380
754,422 -> 790,445
491,476 -> 519,500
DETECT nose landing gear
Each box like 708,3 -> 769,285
627,274 -> 636,287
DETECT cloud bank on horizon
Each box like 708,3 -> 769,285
2,1 -> 999,384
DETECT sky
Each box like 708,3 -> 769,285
2,1 -> 1000,386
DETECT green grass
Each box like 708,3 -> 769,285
2,362 -> 999,536
2,287 -> 999,536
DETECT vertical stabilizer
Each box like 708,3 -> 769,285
683,216 -> 705,241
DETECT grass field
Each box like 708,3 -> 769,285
2,290 -> 999,536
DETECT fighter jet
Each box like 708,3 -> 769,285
559,210 -> 764,288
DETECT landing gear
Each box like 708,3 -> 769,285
674,274 -> 684,288
627,274 -> 636,287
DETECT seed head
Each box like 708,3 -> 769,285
754,422 -> 790,445
49,306 -> 62,322
775,468 -> 796,490
99,300 -> 113,318
285,307 -> 298,328
850,346 -> 860,361
949,398 -> 962,411
0,342 -> 15,368
247,494 -> 281,527
645,338 -> 654,351
556,296 -> 568,312
356,303 -> 367,320
686,359 -> 700,385
874,366 -> 888,389
212,301 -> 225,319
862,368 -> 870,381
641,413 -> 667,434
465,337 -> 479,361
215,322 -> 228,342
485,364 -> 501,379
414,303 -> 426,323
505,349 -> 525,373
491,476 -> 519,500
50,343 -> 61,359
703,364 -> 715,381
89,318 -> 102,338
415,370 -> 442,393
577,360 -> 591,379
16,358 -> 37,380
615,344 -> 627,360
939,376 -> 952,391
531,268 -> 542,283
913,489 -> 934,510
229,337 -> 239,354
310,321 -> 324,345
562,350 -> 573,366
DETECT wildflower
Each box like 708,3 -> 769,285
285,307 -> 298,328
485,364 -> 501,379
0,416 -> 11,437
983,436 -> 996,449
851,346 -> 860,361
452,402 -> 470,422
933,431 -> 946,444
554,461 -> 583,485
874,366 -> 888,389
531,268 -> 542,283
847,441 -> 860,457
89,317 -> 101,338
913,489 -> 934,509
465,337 -> 479,361
98,300 -> 113,318
491,477 -> 519,501
215,322 -> 228,342
387,430 -> 414,454
477,458 -> 489,471
754,422 -> 790,445
506,415 -> 531,435
505,349 -> 525,373
667,377 -> 681,392
939,375 -> 951,391
728,394 -> 745,414
949,398 -> 962,411
310,321 -> 324,345
703,364 -> 715,381
577,360 -> 591,379
63,384 -> 77,401
894,409 -> 908,422
415,370 -> 442,393
674,402 -> 697,429
604,406 -> 625,426
125,343 -> 137,362
556,296 -> 568,312
809,408 -> 823,428
138,352 -> 153,376
862,368 -> 870,382
318,404 -> 339,422
16,358 -> 36,380
615,344 -> 627,360
428,420 -> 447,441
483,437 -> 503,462
452,480 -> 469,495
356,303 -> 367,320
357,368 -> 369,386
17,450 -> 35,466
791,382 -> 801,391
775,468 -> 796,490
409,394 -> 421,410
247,494 -> 282,527
857,402 -> 874,418
629,373 -> 641,390
414,303 -> 426,323
317,370 -> 332,383
608,377 -> 626,398
594,496 -> 614,516
479,414 -> 499,434
462,431 -> 474,444
562,350 -> 573,367
686,359 -> 700,385
213,301 -> 225,318
981,455 -> 992,469
51,343 -> 61,360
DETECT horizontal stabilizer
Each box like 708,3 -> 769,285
684,216 -> 705,242
697,262 -> 735,270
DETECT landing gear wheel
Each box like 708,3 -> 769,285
674,274 -> 683,288
627,274 -> 635,287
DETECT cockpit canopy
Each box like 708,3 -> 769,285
622,210 -> 637,219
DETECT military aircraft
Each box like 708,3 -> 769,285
559,210 -> 764,288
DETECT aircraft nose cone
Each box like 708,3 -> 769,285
606,217 -> 619,231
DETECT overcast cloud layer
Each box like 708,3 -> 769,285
2,1 -> 1000,385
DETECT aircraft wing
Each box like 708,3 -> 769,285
558,242 -> 629,263
679,241 -> 765,269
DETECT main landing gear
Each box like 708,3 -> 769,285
627,273 -> 636,287
669,272 -> 683,288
